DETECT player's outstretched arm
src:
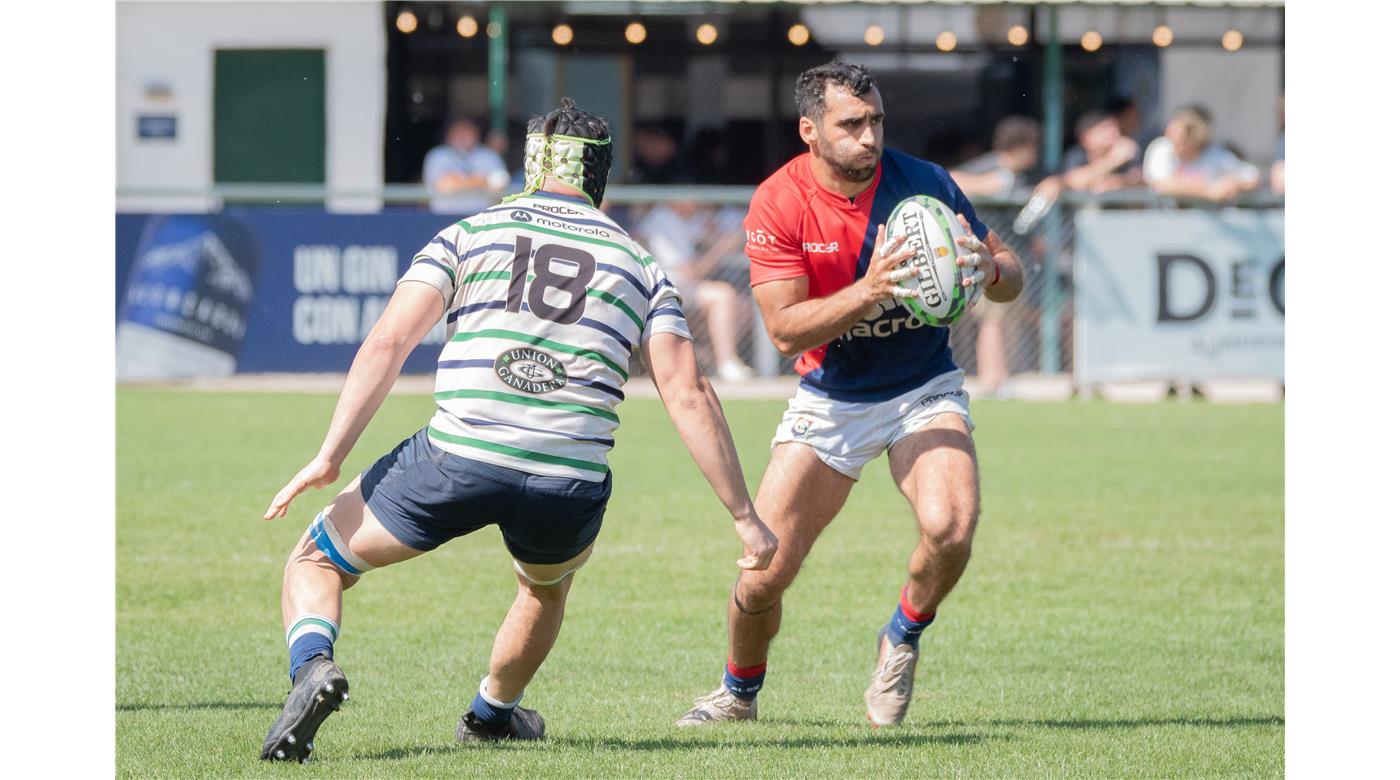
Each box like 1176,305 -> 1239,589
642,332 -> 778,571
264,282 -> 445,520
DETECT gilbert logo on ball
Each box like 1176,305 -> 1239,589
883,195 -> 972,328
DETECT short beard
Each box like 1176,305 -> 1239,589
814,136 -> 878,183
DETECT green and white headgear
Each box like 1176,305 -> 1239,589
508,98 -> 613,207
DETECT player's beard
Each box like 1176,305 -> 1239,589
814,134 -> 879,183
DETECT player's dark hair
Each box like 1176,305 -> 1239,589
992,116 -> 1041,152
529,97 -> 614,205
1074,111 -> 1112,139
795,61 -> 877,120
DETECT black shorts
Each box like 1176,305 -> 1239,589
360,428 -> 611,564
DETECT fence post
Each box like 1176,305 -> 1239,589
1039,6 -> 1064,374
1040,203 -> 1063,373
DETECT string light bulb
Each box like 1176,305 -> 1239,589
395,10 -> 418,34
935,31 -> 957,52
552,24 -> 573,46
457,16 -> 477,38
864,25 -> 885,46
1152,25 -> 1173,47
1081,30 -> 1103,52
625,22 -> 647,44
1222,29 -> 1244,51
696,23 -> 718,46
1008,25 -> 1029,47
788,24 -> 810,46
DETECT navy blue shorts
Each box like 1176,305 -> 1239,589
360,428 -> 611,564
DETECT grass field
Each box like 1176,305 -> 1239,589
116,388 -> 1283,778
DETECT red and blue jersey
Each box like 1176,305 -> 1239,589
745,149 -> 989,402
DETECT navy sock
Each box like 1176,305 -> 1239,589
471,680 -> 519,726
722,659 -> 767,701
885,587 -> 936,648
286,615 -> 338,681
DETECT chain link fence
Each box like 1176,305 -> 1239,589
603,189 -> 1282,391
606,193 -> 1075,389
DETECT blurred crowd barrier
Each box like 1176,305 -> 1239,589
115,186 -> 1282,390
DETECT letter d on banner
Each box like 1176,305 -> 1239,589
1156,254 -> 1216,323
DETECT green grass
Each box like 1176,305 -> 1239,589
117,389 -> 1283,777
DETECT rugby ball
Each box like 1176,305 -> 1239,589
883,195 -> 972,327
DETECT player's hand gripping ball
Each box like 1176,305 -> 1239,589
882,195 -> 977,327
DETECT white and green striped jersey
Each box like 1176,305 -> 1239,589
399,191 -> 692,481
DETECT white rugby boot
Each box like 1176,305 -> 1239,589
864,628 -> 920,727
675,687 -> 758,726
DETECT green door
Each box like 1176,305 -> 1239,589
213,49 -> 326,188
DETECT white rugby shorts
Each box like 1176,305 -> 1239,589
771,369 -> 974,480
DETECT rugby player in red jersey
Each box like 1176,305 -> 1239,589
678,62 -> 1024,727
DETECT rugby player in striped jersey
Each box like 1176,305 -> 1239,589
257,99 -> 777,762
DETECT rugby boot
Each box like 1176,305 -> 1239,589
864,627 -> 919,727
675,687 -> 758,726
456,706 -> 546,743
260,655 -> 349,762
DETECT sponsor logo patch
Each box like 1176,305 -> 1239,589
935,246 -> 950,258
791,416 -> 813,436
532,203 -> 581,215
918,389 -> 967,407
509,210 -> 534,223
495,347 -> 567,394
802,241 -> 840,253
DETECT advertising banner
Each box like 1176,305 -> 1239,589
116,210 -> 456,378
1073,210 -> 1284,385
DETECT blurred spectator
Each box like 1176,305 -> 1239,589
423,116 -> 509,215
951,117 -> 1042,197
1062,111 -> 1143,193
1271,94 -> 1285,195
1143,105 -> 1260,202
631,125 -> 692,184
951,117 -> 1046,398
485,128 -> 510,158
1107,94 -> 1146,145
637,201 -> 755,381
691,127 -> 731,184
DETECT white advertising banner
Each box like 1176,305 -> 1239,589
1073,209 -> 1283,385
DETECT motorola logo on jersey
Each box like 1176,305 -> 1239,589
495,347 -> 567,394
510,210 -> 534,223
533,216 -> 612,236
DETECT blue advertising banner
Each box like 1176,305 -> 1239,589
116,209 -> 461,378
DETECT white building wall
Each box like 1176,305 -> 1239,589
1161,47 -> 1282,167
117,1 -> 385,212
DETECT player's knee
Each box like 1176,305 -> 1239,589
285,541 -> 360,590
520,573 -> 573,601
294,509 -> 376,586
736,567 -> 792,612
917,500 -> 979,552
